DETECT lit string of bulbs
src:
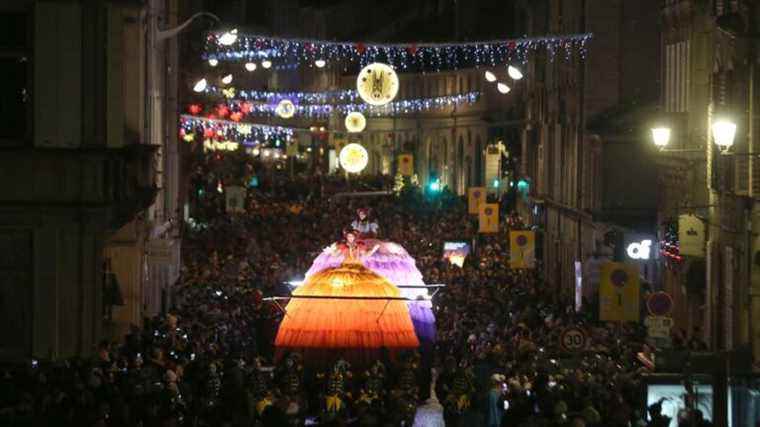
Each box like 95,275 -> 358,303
201,86 -> 359,103
179,115 -> 294,146
204,30 -> 592,71
189,91 -> 481,120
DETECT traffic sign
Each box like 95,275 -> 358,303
560,327 -> 588,352
645,315 -> 673,339
646,292 -> 673,316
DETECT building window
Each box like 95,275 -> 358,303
664,40 -> 690,113
0,12 -> 30,143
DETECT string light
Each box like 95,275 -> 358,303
200,86 -> 358,104
189,91 -> 481,120
204,31 -> 592,71
180,115 -> 293,145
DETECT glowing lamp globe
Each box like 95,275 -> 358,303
345,111 -> 367,133
244,62 -> 257,71
261,59 -> 272,69
339,143 -> 369,173
193,78 -> 207,93
208,58 -> 218,67
315,59 -> 326,68
651,127 -> 671,148
356,62 -> 399,106
497,82 -> 511,94
275,99 -> 296,119
484,71 -> 497,82
712,119 -> 737,149
507,65 -> 524,80
221,74 -> 233,85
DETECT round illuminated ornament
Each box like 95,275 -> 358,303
339,143 -> 369,173
275,99 -> 296,119
344,111 -> 366,133
356,62 -> 399,106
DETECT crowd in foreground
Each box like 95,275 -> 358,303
0,153 -> 712,427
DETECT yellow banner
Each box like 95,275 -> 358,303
467,187 -> 486,215
509,231 -> 535,269
398,154 -> 414,176
478,203 -> 499,233
599,262 -> 640,322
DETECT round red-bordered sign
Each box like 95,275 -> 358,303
647,291 -> 673,317
560,327 -> 587,352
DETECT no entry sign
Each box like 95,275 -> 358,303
646,292 -> 673,317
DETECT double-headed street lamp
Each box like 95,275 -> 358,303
651,118 -> 738,154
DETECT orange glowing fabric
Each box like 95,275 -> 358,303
275,260 -> 419,350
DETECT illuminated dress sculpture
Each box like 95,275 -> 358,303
302,209 -> 437,345
275,230 -> 419,364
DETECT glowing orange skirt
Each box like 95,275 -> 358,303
274,261 -> 419,351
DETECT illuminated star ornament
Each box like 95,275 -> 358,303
357,63 -> 399,106
345,112 -> 366,133
339,143 -> 369,173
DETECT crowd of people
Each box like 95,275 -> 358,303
0,152 -> 710,426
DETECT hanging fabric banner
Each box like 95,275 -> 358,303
478,203 -> 499,233
467,187 -> 486,215
509,231 -> 535,269
599,262 -> 640,322
225,186 -> 246,213
398,154 -> 414,176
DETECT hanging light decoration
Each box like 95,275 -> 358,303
208,58 -> 219,67
218,29 -> 238,46
497,82 -> 511,94
339,143 -> 369,173
356,62 -> 399,106
275,99 -> 296,119
193,78 -> 208,93
507,65 -> 524,80
261,59 -> 272,69
314,59 -> 326,68
484,71 -> 497,82
345,111 -> 367,133
221,74 -> 233,85
244,62 -> 257,71
204,32 -> 593,71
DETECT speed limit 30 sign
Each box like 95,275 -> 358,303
560,327 -> 588,352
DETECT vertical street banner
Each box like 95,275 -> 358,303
225,186 -> 246,213
467,187 -> 486,214
678,214 -> 705,257
599,262 -> 640,322
398,154 -> 414,176
478,203 -> 499,233
509,230 -> 535,268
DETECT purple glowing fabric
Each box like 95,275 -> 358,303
304,239 -> 436,342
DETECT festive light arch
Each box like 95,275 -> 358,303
204,32 -> 592,70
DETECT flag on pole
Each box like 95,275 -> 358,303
225,186 -> 246,213
599,262 -> 640,322
467,187 -> 486,214
478,203 -> 499,233
509,230 -> 535,269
